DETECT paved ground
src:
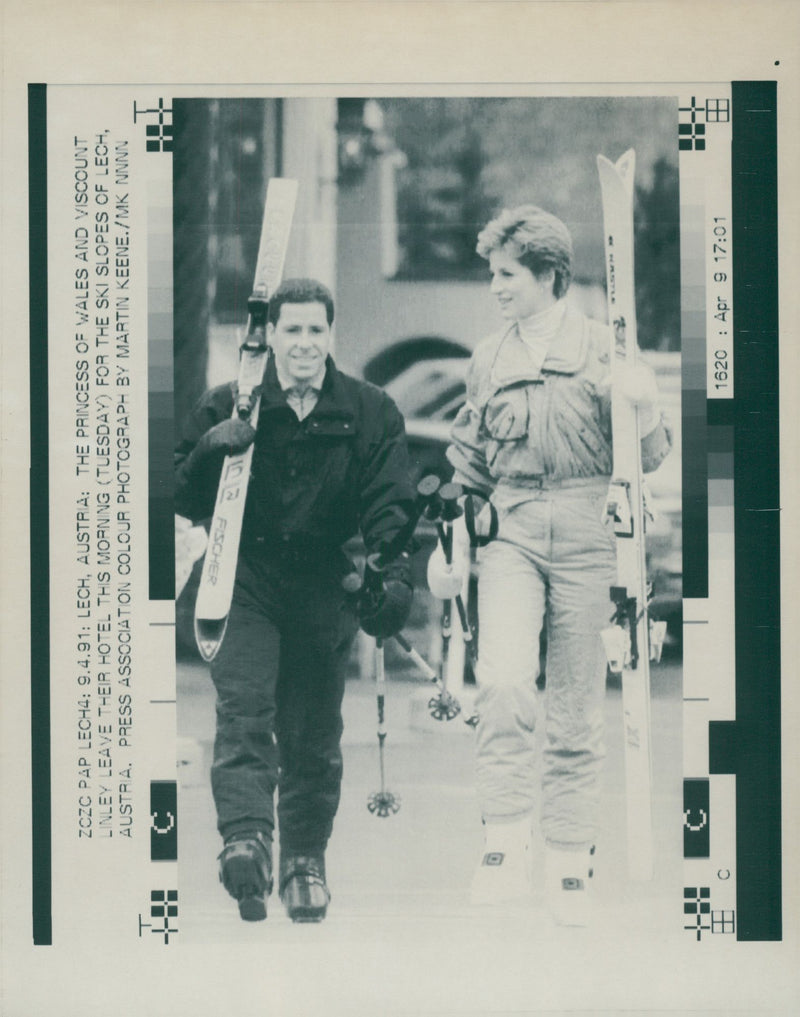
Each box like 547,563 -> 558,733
174,639 -> 687,1013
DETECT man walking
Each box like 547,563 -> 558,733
176,278 -> 416,922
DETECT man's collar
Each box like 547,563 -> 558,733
258,355 -> 358,424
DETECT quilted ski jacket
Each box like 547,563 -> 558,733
175,355 -> 416,560
447,305 -> 672,495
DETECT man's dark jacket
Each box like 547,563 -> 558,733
175,355 -> 416,563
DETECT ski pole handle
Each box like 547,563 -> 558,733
372,473 -> 443,569
438,481 -> 498,548
435,521 -> 453,565
463,491 -> 499,547
438,483 -> 463,539
438,482 -> 467,562
235,295 -> 271,419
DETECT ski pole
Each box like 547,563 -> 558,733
438,483 -> 477,659
342,474 -> 440,640
367,638 -> 401,817
392,631 -> 437,682
342,570 -> 400,814
370,473 -> 443,570
425,482 -> 468,719
433,484 -> 499,640
392,631 -> 461,720
427,482 -> 490,714
428,483 -> 498,726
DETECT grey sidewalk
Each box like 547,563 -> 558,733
173,654 -> 685,1013
176,654 -> 681,947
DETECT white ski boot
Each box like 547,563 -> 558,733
545,844 -> 594,927
469,815 -> 532,906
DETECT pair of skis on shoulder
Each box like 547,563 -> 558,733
193,177 -> 299,662
598,149 -> 667,882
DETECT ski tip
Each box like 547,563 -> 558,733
194,616 -> 229,662
597,148 -> 636,185
616,148 -> 636,177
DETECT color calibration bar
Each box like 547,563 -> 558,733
148,173 -> 175,601
680,84 -> 736,943
682,82 -> 780,942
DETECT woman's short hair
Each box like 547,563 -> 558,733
268,278 -> 335,326
476,205 -> 573,299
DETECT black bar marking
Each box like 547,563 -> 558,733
150,780 -> 178,861
684,778 -> 710,858
709,80 -> 781,941
29,83 -> 52,946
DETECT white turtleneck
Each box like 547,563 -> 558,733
515,299 -> 568,376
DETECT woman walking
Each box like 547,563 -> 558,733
427,205 -> 671,924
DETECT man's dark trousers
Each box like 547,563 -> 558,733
209,552 -> 359,855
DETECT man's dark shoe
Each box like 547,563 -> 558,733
279,854 -> 331,923
218,831 -> 273,921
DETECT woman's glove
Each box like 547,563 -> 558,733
427,541 -> 465,600
613,363 -> 660,436
427,511 -> 475,600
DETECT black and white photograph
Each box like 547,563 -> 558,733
171,95 -> 683,941
2,3 -> 798,1015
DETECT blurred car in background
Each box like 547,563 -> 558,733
367,339 -> 683,650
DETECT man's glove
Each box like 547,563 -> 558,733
358,556 -> 413,639
188,417 -> 256,470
